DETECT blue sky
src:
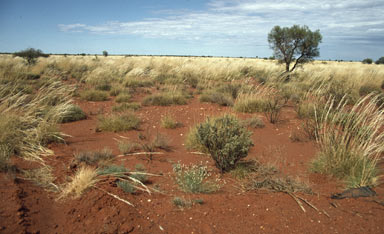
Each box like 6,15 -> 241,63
0,0 -> 383,60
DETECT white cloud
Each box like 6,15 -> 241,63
58,0 -> 384,49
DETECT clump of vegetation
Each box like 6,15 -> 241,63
80,89 -> 109,101
199,90 -> 234,106
115,93 -> 131,103
185,125 -> 209,153
74,148 -> 114,166
142,92 -> 187,106
118,141 -> 141,155
195,114 -> 253,172
60,104 -> 86,123
161,115 -> 182,129
362,58 -> 373,64
14,48 -> 49,65
263,93 -> 286,124
112,102 -> 141,112
312,94 -> 384,188
97,113 -> 140,132
59,166 -> 99,199
172,197 -> 204,208
173,162 -> 221,193
359,83 -> 382,97
22,166 -> 58,191
234,92 -> 268,113
242,116 -> 265,128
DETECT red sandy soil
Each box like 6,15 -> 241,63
1,89 -> 384,234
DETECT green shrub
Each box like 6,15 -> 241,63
196,114 -> 253,172
80,90 -> 109,101
61,104 -> 86,123
142,93 -> 187,106
362,58 -> 373,64
112,102 -> 141,112
13,48 -> 49,65
173,162 -> 220,193
359,84 -> 382,97
115,93 -> 131,103
199,91 -> 234,106
98,113 -> 140,132
117,180 -> 136,194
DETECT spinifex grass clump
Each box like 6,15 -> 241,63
142,92 -> 187,106
98,113 -> 140,132
0,80 -> 73,163
312,94 -> 384,188
196,114 -> 253,172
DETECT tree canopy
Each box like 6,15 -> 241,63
268,25 -> 322,77
13,48 -> 49,65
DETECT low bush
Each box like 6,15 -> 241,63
98,113 -> 140,132
196,114 -> 253,172
61,104 -> 86,123
80,90 -> 109,101
173,162 -> 220,193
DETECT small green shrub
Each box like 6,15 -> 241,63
112,102 -> 141,112
117,180 -> 136,194
115,93 -> 131,103
61,104 -> 86,123
98,113 -> 140,132
142,93 -> 187,106
80,90 -> 109,101
98,164 -> 128,175
196,114 -> 253,172
173,162 -> 220,193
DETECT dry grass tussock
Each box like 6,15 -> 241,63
313,93 -> 384,188
59,166 -> 99,199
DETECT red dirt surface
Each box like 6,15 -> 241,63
1,91 -> 384,234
